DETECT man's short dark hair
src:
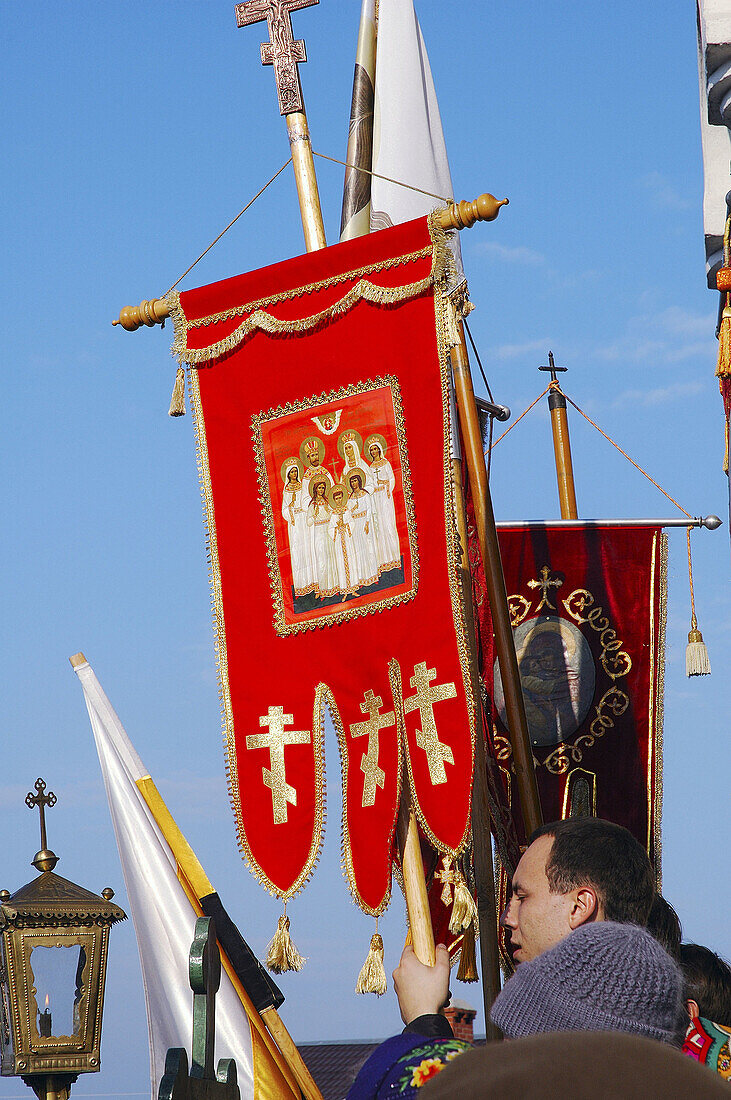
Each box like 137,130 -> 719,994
647,894 -> 683,961
679,943 -> 731,1025
529,818 -> 655,926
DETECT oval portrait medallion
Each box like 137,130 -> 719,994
494,615 -> 596,748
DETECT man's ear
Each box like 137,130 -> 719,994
686,998 -> 700,1021
568,887 -> 599,928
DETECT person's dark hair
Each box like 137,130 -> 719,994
647,894 -> 683,961
529,818 -> 655,926
679,943 -> 731,1025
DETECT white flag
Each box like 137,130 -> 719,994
370,0 -> 459,248
73,657 -> 269,1099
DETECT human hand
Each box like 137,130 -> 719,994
392,943 -> 450,1025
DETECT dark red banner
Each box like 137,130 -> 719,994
169,217 -> 475,915
489,525 -> 666,864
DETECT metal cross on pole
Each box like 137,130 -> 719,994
25,778 -> 57,855
539,351 -> 578,519
234,0 -> 326,252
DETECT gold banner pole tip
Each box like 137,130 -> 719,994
113,298 -> 170,331
69,652 -> 88,668
438,194 -> 509,231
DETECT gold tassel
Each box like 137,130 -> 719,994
686,625 -> 711,676
265,912 -> 306,974
168,365 -> 186,417
717,304 -> 731,380
456,922 -> 479,983
449,871 -> 478,935
355,932 -> 387,996
685,527 -> 711,677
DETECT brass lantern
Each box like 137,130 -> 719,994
0,779 -> 125,1100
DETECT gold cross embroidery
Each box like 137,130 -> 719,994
403,662 -> 457,785
527,565 -> 563,611
349,689 -> 395,807
435,856 -> 458,906
246,706 -> 311,824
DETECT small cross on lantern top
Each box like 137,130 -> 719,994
234,0 -> 319,115
25,777 -> 57,856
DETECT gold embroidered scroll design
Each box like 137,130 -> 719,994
498,579 -> 632,776
541,686 -> 629,775
562,589 -> 632,680
246,706 -> 311,825
349,689 -> 395,808
403,661 -> 458,785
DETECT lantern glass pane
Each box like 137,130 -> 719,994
29,944 -> 87,1039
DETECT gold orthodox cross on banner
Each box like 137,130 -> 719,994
403,662 -> 457,785
234,0 -> 319,115
350,689 -> 395,808
528,565 -> 563,611
246,706 -> 311,824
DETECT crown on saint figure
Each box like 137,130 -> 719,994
303,437 -> 320,459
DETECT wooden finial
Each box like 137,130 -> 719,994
112,298 -> 170,331
438,193 -> 509,231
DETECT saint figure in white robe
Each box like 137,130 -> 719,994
345,471 -> 379,589
328,483 -> 358,599
365,438 -> 401,572
281,460 -> 314,595
307,477 -> 339,598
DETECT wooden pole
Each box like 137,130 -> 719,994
450,325 -> 543,839
540,352 -> 578,519
396,799 -> 436,966
451,464 -> 502,1036
286,111 -> 326,252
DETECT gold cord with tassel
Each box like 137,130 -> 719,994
685,526 -> 711,676
449,868 -> 478,935
456,921 -> 479,983
265,909 -> 306,974
168,365 -> 187,417
355,929 -> 387,996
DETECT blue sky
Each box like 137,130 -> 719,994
1,2 -> 729,1096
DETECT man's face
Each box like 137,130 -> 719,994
500,835 -> 577,963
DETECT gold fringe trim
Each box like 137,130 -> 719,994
189,370 -> 326,903
717,302 -> 731,380
266,912 -> 306,974
355,932 -> 387,996
456,922 -> 478,983
186,247 -> 432,330
167,231 -> 448,366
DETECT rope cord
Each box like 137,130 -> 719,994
312,150 -> 451,204
163,158 -> 293,296
489,385 -> 552,448
463,317 -> 495,482
686,526 -> 698,629
489,380 -> 694,519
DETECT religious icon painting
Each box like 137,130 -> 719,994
252,376 -> 418,635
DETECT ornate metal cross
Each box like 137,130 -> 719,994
403,663 -> 457,785
234,0 -> 319,115
528,565 -> 563,611
25,778 -> 57,853
246,706 -> 311,824
350,689 -> 395,808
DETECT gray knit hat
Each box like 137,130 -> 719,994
490,922 -> 684,1044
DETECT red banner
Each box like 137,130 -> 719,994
489,525 -> 666,864
169,217 -> 475,915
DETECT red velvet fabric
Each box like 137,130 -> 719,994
178,218 -> 474,912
